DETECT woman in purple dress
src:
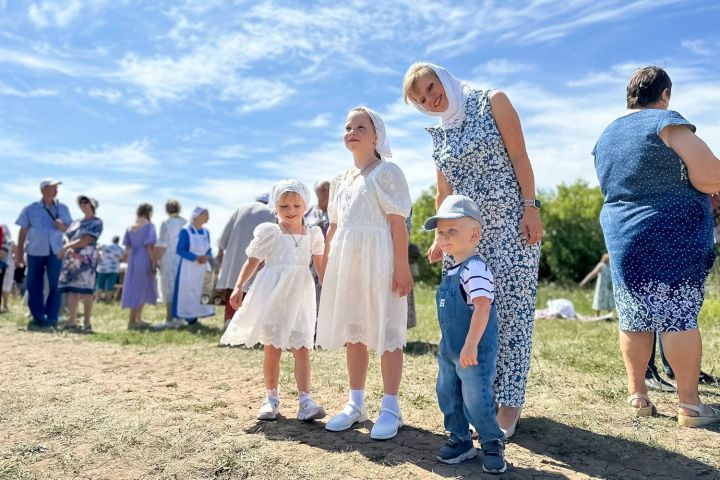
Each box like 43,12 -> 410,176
121,203 -> 157,329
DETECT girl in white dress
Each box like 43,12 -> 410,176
220,180 -> 326,422
317,106 -> 413,440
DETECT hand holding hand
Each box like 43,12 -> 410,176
197,255 -> 208,264
426,239 -> 443,264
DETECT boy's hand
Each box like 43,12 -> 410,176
459,341 -> 479,368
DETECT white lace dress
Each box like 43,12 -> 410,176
316,161 -> 412,353
220,223 -> 324,350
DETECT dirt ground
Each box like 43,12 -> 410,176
1,323 -> 719,480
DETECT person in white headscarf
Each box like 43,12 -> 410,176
221,179 -> 327,422
316,106 -> 413,441
403,62 -> 542,440
170,207 -> 214,326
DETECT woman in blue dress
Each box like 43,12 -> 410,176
594,66 -> 720,427
403,63 -> 542,438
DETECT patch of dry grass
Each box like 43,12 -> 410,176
0,283 -> 718,479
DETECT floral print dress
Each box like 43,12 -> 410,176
59,217 -> 103,294
428,89 -> 540,407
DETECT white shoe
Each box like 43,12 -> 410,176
297,397 -> 326,422
164,318 -> 186,329
257,397 -> 280,421
370,409 -> 403,440
325,404 -> 368,431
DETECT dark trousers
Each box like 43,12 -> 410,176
646,332 -> 672,378
27,254 -> 63,325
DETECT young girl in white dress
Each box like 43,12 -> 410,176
221,180 -> 326,422
317,106 -> 413,440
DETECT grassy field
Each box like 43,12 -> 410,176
0,283 -> 718,479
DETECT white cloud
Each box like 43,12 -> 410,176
292,113 -> 332,129
213,144 -> 248,159
0,81 -> 57,97
27,0 -> 111,28
87,87 -> 122,103
0,46 -> 87,76
681,39 -> 718,56
474,59 -> 532,77
3,139 -> 160,173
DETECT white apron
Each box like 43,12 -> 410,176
174,226 -> 214,319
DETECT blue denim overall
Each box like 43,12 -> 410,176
436,255 -> 504,444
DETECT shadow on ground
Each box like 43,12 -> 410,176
247,415 -> 720,479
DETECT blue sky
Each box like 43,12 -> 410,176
2,0 -> 720,244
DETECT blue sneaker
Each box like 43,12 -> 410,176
436,437 -> 477,464
481,439 -> 507,474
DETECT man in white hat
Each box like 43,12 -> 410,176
15,179 -> 72,328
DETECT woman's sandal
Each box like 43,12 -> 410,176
677,403 -> 720,427
627,393 -> 657,417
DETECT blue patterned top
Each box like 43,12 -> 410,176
594,109 -> 714,331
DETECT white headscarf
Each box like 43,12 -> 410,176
190,207 -> 207,222
353,106 -> 392,158
271,179 -> 310,213
410,63 -> 471,129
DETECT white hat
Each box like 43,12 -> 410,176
271,179 -> 310,213
39,178 -> 61,190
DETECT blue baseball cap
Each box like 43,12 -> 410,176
423,194 -> 483,231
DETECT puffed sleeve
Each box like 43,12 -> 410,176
144,223 -> 157,246
657,110 -> 696,135
245,222 -> 278,261
327,174 -> 344,225
373,162 -> 412,217
309,225 -> 325,256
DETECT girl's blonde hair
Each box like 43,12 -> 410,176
402,62 -> 437,104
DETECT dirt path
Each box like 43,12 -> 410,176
1,325 -> 718,480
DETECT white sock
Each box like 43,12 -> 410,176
266,387 -> 280,401
298,391 -> 311,403
376,393 -> 400,425
342,388 -> 365,415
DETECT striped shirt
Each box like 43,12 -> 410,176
446,258 -> 495,306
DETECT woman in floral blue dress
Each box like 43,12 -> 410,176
403,63 -> 542,438
594,66 -> 720,427
59,196 -> 103,331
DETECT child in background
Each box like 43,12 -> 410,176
423,194 -> 506,474
317,106 -> 413,440
579,253 -> 615,317
221,180 -> 326,422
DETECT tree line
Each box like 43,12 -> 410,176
410,181 -> 605,284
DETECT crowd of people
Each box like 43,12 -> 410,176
3,62 -> 720,474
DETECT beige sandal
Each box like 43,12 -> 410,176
627,393 -> 657,417
677,403 -> 720,427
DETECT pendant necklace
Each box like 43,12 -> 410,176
350,159 -> 381,181
283,224 -> 304,248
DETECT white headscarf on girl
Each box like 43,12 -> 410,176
410,63 -> 471,129
353,106 -> 392,158
190,207 -> 207,222
271,179 -> 310,213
